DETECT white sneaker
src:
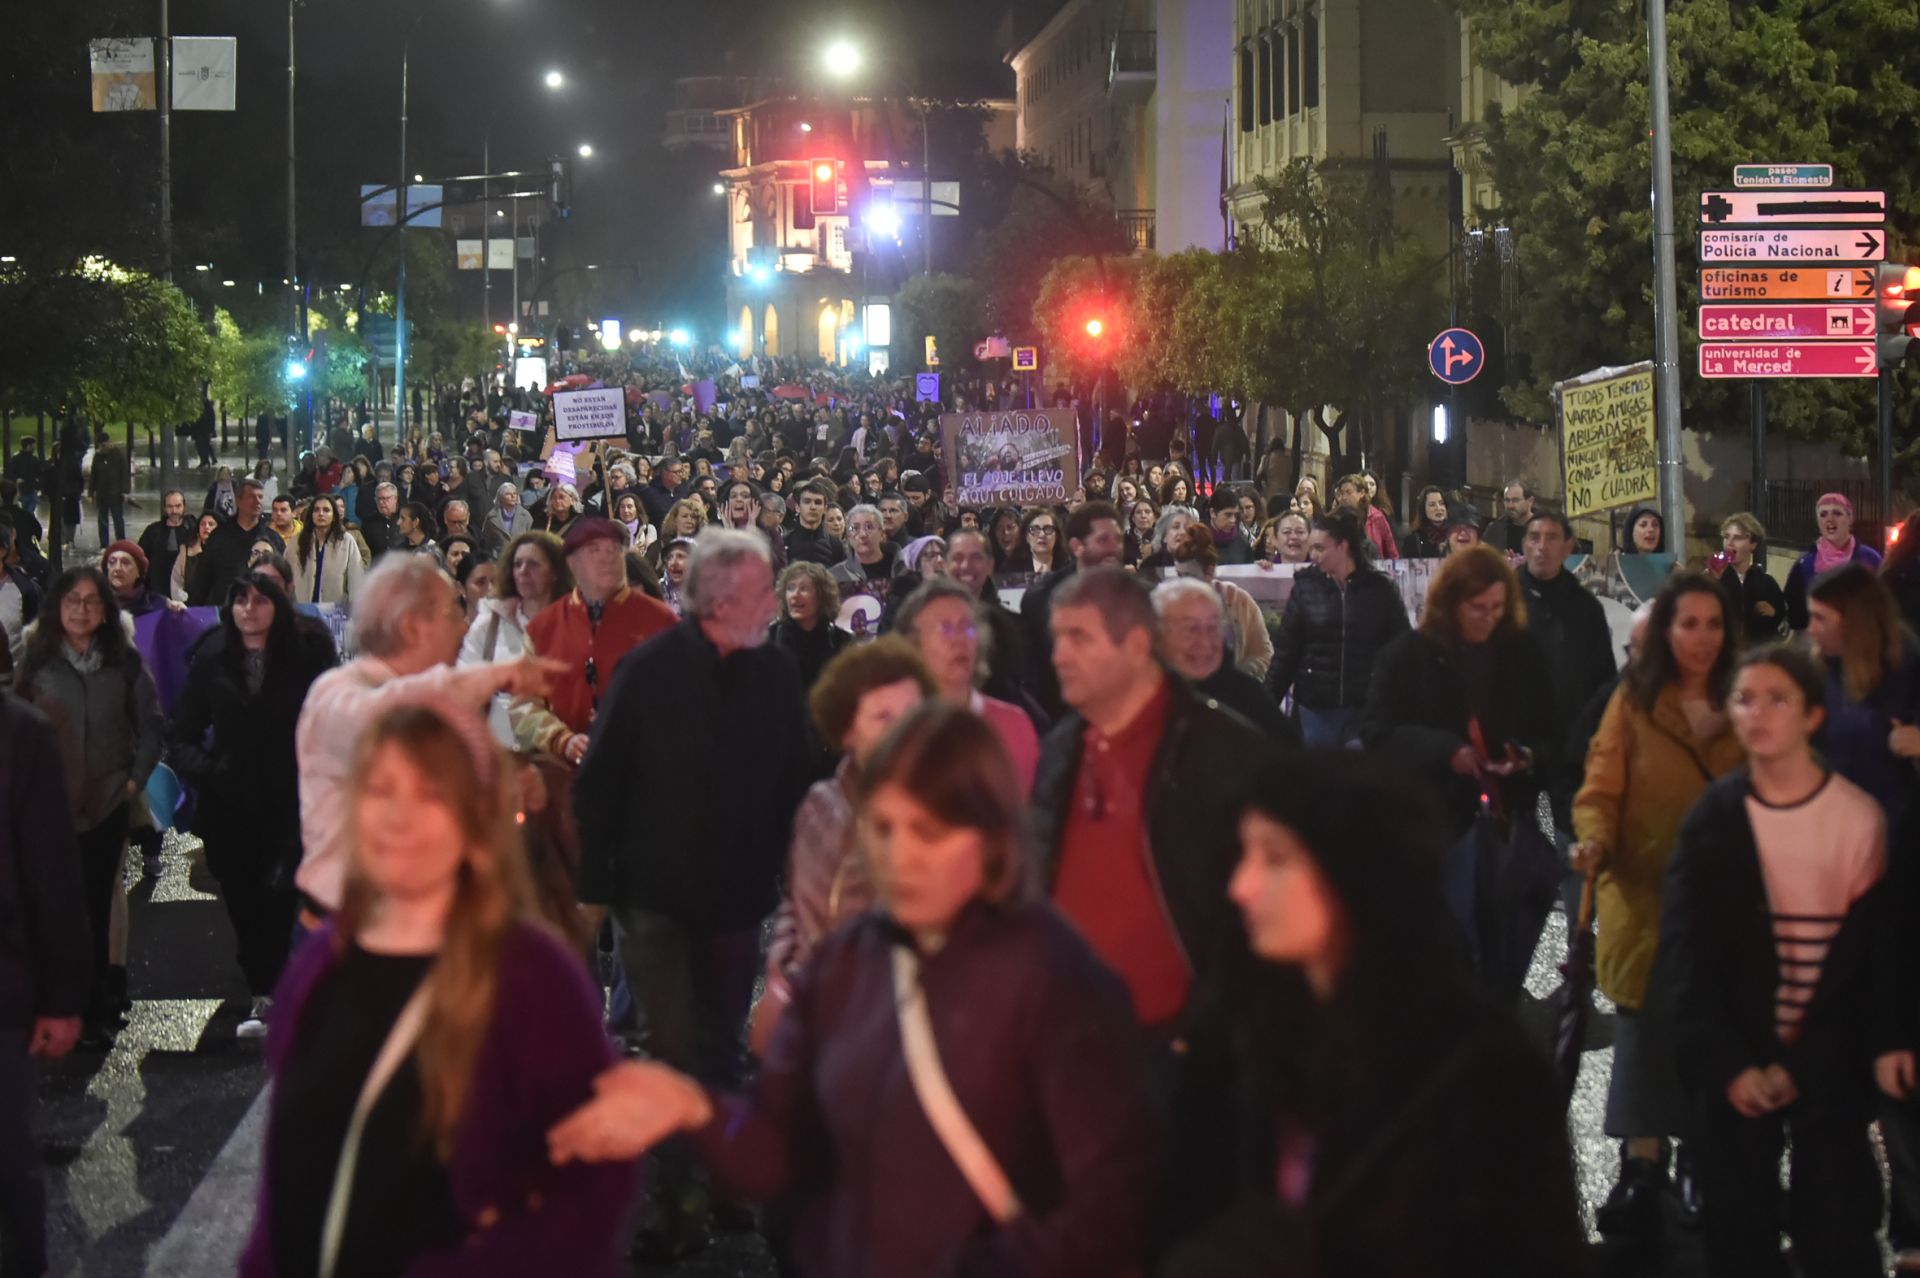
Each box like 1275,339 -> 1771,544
236,996 -> 272,1040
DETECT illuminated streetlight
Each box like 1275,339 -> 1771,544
822,38 -> 863,79
576,143 -> 593,158
194,263 -> 210,272
222,279 -> 236,287
798,121 -> 813,134
628,327 -> 643,343
544,69 -> 564,89
413,173 -> 424,182
712,182 -> 725,195
507,322 -> 519,334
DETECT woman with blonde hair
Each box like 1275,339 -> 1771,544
241,700 -> 635,1276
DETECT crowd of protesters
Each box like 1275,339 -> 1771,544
1,351 -> 1918,1278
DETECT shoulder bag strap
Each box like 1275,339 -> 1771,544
482,608 -> 503,663
319,984 -> 432,1278
891,945 -> 1024,1225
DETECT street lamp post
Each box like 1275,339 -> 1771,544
396,40 -> 411,449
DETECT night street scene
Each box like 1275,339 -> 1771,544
2,0 -> 1919,1273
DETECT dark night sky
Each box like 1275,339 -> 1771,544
8,0 -> 1049,330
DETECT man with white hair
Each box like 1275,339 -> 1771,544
1152,577 -> 1295,741
440,499 -> 472,540
360,480 -> 402,562
292,556 -> 560,930
572,527 -> 810,1251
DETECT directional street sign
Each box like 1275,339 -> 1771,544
1427,327 -> 1484,385
1698,266 -> 1875,301
1697,304 -> 1875,341
1732,163 -> 1833,190
1699,190 -> 1886,225
1698,341 -> 1877,379
1698,228 -> 1885,263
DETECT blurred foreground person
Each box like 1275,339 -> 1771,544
0,692 -> 88,1278
1170,752 -> 1592,1278
242,700 -> 634,1277
551,703 -> 1159,1277
1660,647 -> 1886,1278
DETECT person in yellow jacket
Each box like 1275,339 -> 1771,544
1571,574 -> 1744,1241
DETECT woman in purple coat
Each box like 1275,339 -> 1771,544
549,702 -> 1160,1277
240,697 -> 634,1278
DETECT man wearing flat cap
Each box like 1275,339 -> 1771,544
511,517 -> 676,764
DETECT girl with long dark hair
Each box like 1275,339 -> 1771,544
168,571 -> 338,1037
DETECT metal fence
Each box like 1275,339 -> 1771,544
1744,477 -> 1882,547
1118,209 -> 1156,252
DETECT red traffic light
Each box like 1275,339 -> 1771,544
809,159 -> 838,216
1084,318 -> 1104,338
1882,265 -> 1920,298
492,323 -> 508,335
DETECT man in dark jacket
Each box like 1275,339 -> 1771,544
1152,577 -> 1297,743
136,489 -> 192,599
1030,566 -> 1278,1242
638,457 -> 687,530
0,693 -> 88,1277
189,479 -> 284,605
783,479 -> 846,568
572,528 -> 809,1250
1517,510 -> 1617,824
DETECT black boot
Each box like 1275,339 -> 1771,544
1672,1141 -> 1703,1229
1595,1144 -> 1667,1240
107,965 -> 131,1024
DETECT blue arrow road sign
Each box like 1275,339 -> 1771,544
1428,327 -> 1485,385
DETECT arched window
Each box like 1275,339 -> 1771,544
764,304 -> 780,357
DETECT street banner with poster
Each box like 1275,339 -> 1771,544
942,409 -> 1080,507
551,387 -> 627,441
1555,361 -> 1657,519
90,39 -> 156,111
170,37 -> 237,110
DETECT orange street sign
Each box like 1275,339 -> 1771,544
1699,266 -> 1875,302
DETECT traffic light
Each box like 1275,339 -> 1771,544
1084,318 -> 1104,338
1877,263 -> 1920,368
809,159 -> 838,217
550,157 -> 572,218
492,323 -> 508,336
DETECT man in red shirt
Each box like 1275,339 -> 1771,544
513,517 -> 675,763
1032,566 -> 1282,1242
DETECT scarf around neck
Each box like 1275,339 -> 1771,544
1815,535 -> 1856,575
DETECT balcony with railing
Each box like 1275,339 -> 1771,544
1108,30 -> 1156,100
1118,209 -> 1156,252
662,109 -> 731,151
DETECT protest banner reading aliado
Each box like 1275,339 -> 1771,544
941,410 -> 1081,507
1554,362 -> 1658,519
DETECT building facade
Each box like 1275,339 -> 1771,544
1009,0 -> 1233,255
1222,0 -> 1455,243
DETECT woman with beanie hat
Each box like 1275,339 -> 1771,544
1784,490 -> 1884,632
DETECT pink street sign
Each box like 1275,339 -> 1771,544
1698,341 -> 1876,379
1696,304 -> 1876,341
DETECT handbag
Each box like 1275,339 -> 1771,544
891,945 -> 1023,1224
319,984 -> 431,1278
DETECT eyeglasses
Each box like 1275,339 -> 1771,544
1029,526 -> 1058,537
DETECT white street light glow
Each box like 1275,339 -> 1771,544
823,39 -> 862,79
544,69 -> 564,88
577,143 -> 593,158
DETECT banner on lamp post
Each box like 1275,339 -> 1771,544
170,37 -> 237,110
90,39 -> 156,112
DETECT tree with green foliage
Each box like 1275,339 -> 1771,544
894,274 -> 984,375
0,259 -> 211,425
966,160 -> 1132,342
1455,0 -> 1920,467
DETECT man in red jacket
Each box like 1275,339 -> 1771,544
513,518 -> 675,763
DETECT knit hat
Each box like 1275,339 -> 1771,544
103,539 -> 149,577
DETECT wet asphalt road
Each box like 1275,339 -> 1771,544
26,831 -> 1718,1277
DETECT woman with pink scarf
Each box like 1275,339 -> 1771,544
1784,491 -> 1883,632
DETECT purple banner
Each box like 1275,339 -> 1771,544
694,379 -> 717,415
133,607 -> 219,715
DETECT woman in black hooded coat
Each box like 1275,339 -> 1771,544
1167,752 -> 1594,1278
